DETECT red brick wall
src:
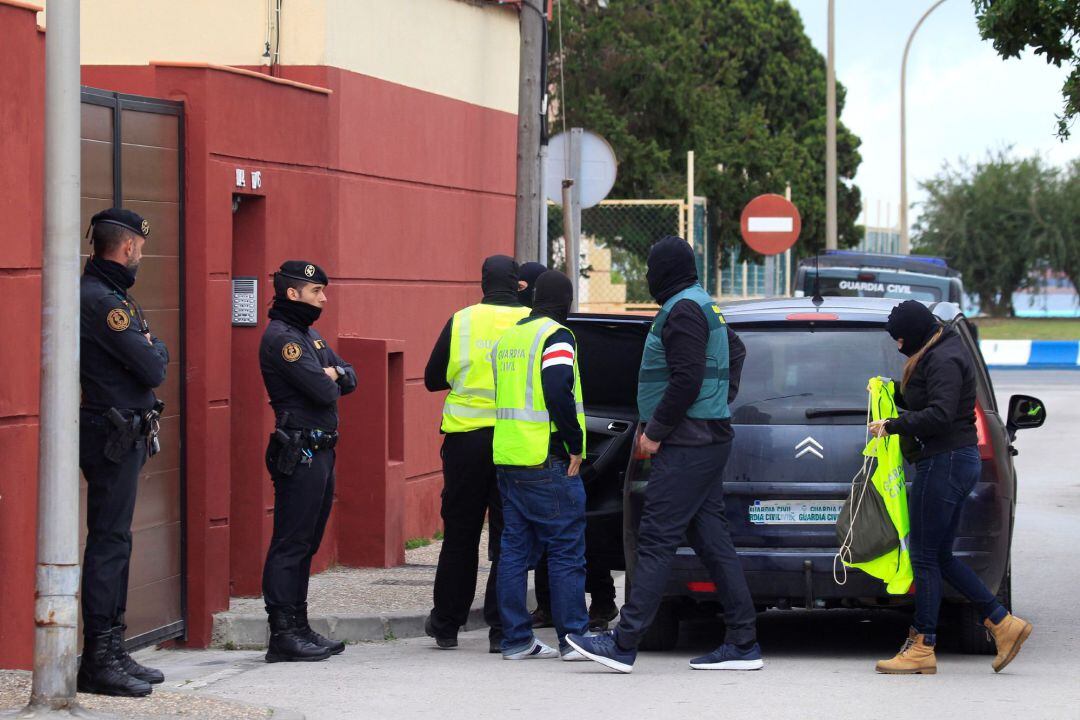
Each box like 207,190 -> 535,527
0,2 -> 44,671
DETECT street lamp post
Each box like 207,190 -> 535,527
900,0 -> 949,255
825,0 -> 837,251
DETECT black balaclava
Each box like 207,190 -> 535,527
481,255 -> 521,305
531,270 -> 574,324
85,255 -> 136,294
885,300 -> 939,357
517,262 -> 547,307
646,235 -> 698,304
269,296 -> 322,330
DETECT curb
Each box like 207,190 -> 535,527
981,339 -> 1080,369
212,589 -> 535,650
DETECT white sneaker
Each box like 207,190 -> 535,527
561,648 -> 588,662
503,638 -> 559,660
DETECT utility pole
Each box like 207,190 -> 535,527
901,0 -> 949,255
825,0 -> 838,250
28,0 -> 83,712
513,0 -> 545,263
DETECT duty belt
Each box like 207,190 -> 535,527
303,430 -> 339,452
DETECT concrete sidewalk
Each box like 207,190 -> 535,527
214,530 -> 516,649
0,665 -> 301,720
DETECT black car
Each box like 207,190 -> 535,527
569,297 -> 1045,654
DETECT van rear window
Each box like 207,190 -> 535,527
730,328 -> 906,425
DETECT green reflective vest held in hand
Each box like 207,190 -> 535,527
441,303 -> 530,433
491,318 -> 585,467
839,377 -> 913,595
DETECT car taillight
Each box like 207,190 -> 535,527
974,402 -> 993,461
687,582 -> 717,593
858,272 -> 876,282
785,313 -> 840,321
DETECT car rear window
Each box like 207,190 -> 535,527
730,327 -> 906,425
802,274 -> 943,302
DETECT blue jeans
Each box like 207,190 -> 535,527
909,445 -> 1007,636
496,459 -> 589,653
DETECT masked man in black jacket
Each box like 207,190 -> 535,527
568,236 -> 763,674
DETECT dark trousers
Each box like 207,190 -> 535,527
616,441 -> 757,648
80,412 -> 146,635
262,446 -> 336,612
534,532 -> 616,612
429,429 -> 503,639
910,445 -> 1006,636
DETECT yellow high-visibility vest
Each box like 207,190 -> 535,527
441,303 -> 529,433
492,318 -> 585,466
844,377 -> 913,594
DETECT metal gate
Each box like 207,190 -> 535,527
79,88 -> 186,648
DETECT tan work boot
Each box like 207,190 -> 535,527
984,614 -> 1033,673
875,628 -> 937,675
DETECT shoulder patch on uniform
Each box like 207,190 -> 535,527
282,342 -> 303,363
107,308 -> 131,332
313,339 -> 327,350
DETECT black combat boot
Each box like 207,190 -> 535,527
77,630 -> 153,697
296,603 -> 345,655
110,621 -> 165,684
265,608 -> 333,663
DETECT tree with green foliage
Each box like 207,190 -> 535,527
548,0 -> 863,263
974,0 -> 1080,139
914,152 -> 1053,317
1037,158 -> 1080,297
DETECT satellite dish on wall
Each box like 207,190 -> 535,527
545,130 -> 617,208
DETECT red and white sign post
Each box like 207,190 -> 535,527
740,193 -> 801,296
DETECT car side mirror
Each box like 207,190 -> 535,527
1007,395 -> 1046,439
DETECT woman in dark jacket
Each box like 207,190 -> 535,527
869,300 -> 1032,675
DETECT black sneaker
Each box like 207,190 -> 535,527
565,631 -> 636,674
689,642 -> 765,671
424,615 -> 457,649
588,602 -> 619,631
530,607 -> 554,629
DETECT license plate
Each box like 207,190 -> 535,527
748,500 -> 843,525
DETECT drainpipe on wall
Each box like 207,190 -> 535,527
28,0 -> 83,711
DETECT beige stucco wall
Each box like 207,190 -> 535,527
43,0 -> 519,113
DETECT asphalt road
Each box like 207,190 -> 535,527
151,370 -> 1080,720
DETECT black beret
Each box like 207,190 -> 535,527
90,207 -> 150,238
276,260 -> 329,286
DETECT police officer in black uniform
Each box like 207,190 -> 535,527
260,261 -> 357,663
79,208 -> 170,697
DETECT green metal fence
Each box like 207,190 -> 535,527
546,198 -> 710,313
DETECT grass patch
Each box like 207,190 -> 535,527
972,318 -> 1080,340
433,529 -> 445,541
404,537 -> 432,551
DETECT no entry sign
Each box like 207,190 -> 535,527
740,194 -> 801,256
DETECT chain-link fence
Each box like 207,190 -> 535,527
547,198 -> 711,314
719,249 -> 793,299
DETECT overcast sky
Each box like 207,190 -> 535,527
787,0 -> 1080,229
